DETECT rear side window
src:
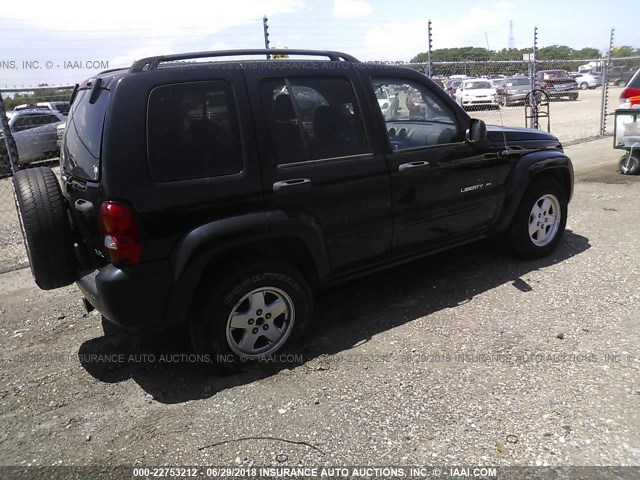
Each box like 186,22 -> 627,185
261,77 -> 369,164
63,88 -> 109,181
147,81 -> 242,182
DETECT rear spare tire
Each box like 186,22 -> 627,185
13,167 -> 76,289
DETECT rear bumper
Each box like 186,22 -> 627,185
77,261 -> 174,331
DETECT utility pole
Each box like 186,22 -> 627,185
263,16 -> 270,59
509,20 -> 515,50
528,26 -> 538,129
600,28 -> 615,135
426,20 -> 433,78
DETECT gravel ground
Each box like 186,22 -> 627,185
0,138 -> 639,470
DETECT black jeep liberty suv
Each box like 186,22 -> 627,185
12,49 -> 574,367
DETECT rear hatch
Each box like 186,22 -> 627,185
61,80 -> 111,268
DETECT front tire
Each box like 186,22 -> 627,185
506,179 -> 568,259
190,258 -> 313,370
580,82 -> 588,90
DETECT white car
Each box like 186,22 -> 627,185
573,73 -> 603,90
456,79 -> 499,110
375,87 -> 399,120
5,108 -> 65,162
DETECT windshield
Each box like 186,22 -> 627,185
376,90 -> 389,100
507,78 -> 531,86
63,88 -> 109,181
465,81 -> 492,89
543,71 -> 570,79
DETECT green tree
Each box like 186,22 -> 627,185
612,46 -> 640,57
573,47 -> 601,59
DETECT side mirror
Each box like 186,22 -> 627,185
465,118 -> 487,144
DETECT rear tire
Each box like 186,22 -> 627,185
13,167 -> 76,289
619,153 -> 640,175
506,179 -> 568,259
190,258 -> 313,371
569,93 -> 578,101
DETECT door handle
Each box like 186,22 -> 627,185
74,198 -> 94,213
398,161 -> 430,173
273,178 -> 312,192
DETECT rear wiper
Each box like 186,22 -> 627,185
69,84 -> 79,105
89,78 -> 104,104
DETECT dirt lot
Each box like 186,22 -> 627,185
0,138 -> 639,470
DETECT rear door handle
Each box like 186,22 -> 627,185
74,198 -> 94,213
398,161 -> 430,173
273,178 -> 312,192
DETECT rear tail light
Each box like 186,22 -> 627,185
99,201 -> 141,265
620,87 -> 640,107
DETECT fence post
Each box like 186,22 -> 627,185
426,20 -> 433,78
528,26 -> 538,129
600,28 -> 615,136
0,92 -> 20,176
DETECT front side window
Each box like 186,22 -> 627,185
147,81 -> 242,182
261,77 -> 369,164
370,77 -> 460,151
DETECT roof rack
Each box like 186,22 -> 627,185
98,67 -> 128,75
130,49 -> 360,72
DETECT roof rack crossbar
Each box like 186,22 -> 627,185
130,49 -> 359,72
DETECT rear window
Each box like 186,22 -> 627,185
54,103 -> 70,115
147,81 -> 242,182
63,88 -> 109,181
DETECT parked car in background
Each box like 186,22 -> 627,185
0,108 -> 66,167
572,73 -> 603,90
56,123 -> 66,150
498,76 -> 534,106
490,78 -> 505,90
619,68 -> 640,108
445,78 -> 463,99
536,70 -> 579,101
610,66 -> 637,87
37,101 -> 71,116
455,79 -> 499,110
430,76 -> 446,89
13,104 -> 51,112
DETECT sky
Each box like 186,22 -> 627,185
0,0 -> 638,87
